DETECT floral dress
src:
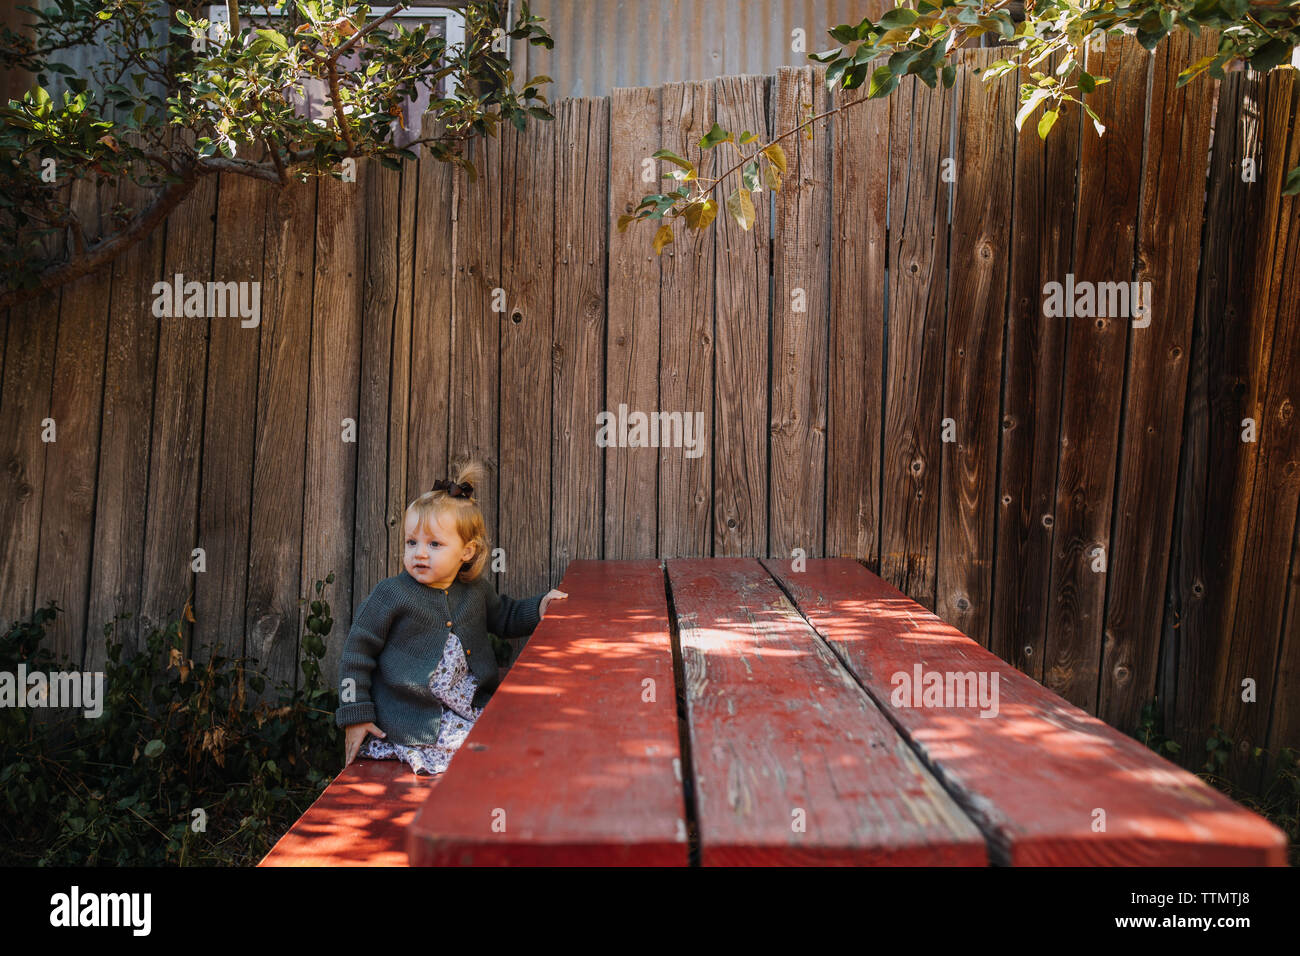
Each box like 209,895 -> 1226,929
361,632 -> 483,775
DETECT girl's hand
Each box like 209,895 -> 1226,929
344,722 -> 385,767
539,589 -> 568,619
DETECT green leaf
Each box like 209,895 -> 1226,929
699,121 -> 733,149
878,7 -> 918,30
651,148 -> 694,172
1250,38 -> 1293,73
868,64 -> 899,98
255,28 -> 288,52
1283,166 -> 1300,196
889,49 -> 921,75
941,63 -> 956,89
144,739 -> 165,758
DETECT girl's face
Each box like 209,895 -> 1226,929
404,510 -> 475,589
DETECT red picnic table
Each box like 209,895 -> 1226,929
260,558 -> 1288,867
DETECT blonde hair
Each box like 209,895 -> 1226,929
404,459 -> 489,583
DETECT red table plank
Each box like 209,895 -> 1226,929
258,758 -> 440,866
667,557 -> 987,865
765,558 -> 1289,865
406,560 -> 688,865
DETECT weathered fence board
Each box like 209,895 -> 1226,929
826,59 -> 888,567
0,292 -> 58,639
406,113 -> 455,532
1099,30 -> 1218,731
657,79 -> 714,560
1222,67 -> 1300,785
936,46 -> 1014,648
355,163 -> 402,611
450,129 -> 503,551
881,71 -> 954,608
385,155 -> 418,579
1162,69 -> 1269,762
246,177 -> 314,693
194,173 -> 268,664
85,175 -> 165,668
139,172 -> 217,645
306,173 -> 363,686
606,85 -> 662,559
1041,35 -> 1149,711
551,98 -> 608,576
769,65 -> 831,561
990,51 -> 1077,680
711,73 -> 769,557
499,109 -> 556,607
34,178 -> 111,667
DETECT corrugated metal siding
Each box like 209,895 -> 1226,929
517,0 -> 890,97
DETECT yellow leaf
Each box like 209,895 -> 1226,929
761,143 -> 788,174
696,197 -> 718,230
1037,108 -> 1058,140
617,212 -> 636,233
652,222 -> 674,254
683,199 -> 720,230
762,163 -> 782,191
878,27 -> 914,44
725,189 -> 755,231
183,600 -> 196,623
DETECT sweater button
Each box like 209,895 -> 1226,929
446,621 -> 453,626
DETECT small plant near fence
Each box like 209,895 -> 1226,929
0,574 -> 343,866
1134,698 -> 1299,865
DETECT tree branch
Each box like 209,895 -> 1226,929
0,170 -> 200,310
324,3 -> 409,153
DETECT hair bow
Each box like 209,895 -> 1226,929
433,478 -> 474,499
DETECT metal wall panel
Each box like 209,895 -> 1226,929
516,0 -> 889,98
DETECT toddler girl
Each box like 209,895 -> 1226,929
336,459 -> 566,774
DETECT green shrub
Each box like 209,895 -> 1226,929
0,574 -> 342,866
1135,698 -> 1299,866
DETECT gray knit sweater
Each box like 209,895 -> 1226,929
334,568 -> 546,746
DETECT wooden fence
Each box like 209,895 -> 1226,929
2,33 -> 1298,788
